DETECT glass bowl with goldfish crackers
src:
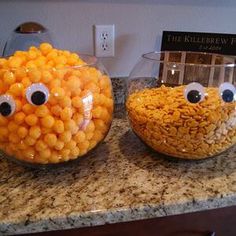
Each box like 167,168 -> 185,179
0,43 -> 113,166
126,51 -> 236,160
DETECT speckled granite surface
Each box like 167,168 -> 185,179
1,110 -> 236,235
111,77 -> 126,104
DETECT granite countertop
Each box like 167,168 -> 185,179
1,108 -> 236,235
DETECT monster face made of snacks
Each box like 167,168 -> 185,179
126,51 -> 236,160
0,43 -> 113,165
126,82 -> 236,160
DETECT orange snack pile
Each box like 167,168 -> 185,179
0,43 -> 113,164
126,85 -> 236,160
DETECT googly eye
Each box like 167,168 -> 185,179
184,82 -> 205,103
26,83 -> 49,106
0,95 -> 16,117
219,82 -> 235,103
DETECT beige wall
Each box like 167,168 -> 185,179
1,0 -> 236,77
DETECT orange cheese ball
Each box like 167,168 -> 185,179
25,114 -> 38,126
17,126 -> 28,139
14,112 -> 26,124
9,83 -> 24,96
35,105 -> 49,117
0,43 -> 113,164
41,115 -> 55,128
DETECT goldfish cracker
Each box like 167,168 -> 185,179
126,86 -> 236,160
0,43 -> 113,164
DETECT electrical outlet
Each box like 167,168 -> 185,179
94,25 -> 115,57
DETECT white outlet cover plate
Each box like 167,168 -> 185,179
94,25 -> 115,57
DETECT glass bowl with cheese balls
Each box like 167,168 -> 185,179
0,43 -> 113,167
126,51 -> 236,160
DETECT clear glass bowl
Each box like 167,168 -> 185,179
3,22 -> 53,57
126,51 -> 236,160
0,54 -> 113,167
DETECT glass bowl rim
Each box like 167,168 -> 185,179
142,51 -> 236,68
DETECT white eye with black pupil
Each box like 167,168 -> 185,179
26,83 -> 49,106
184,82 -> 205,103
219,82 -> 235,103
0,95 -> 16,117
